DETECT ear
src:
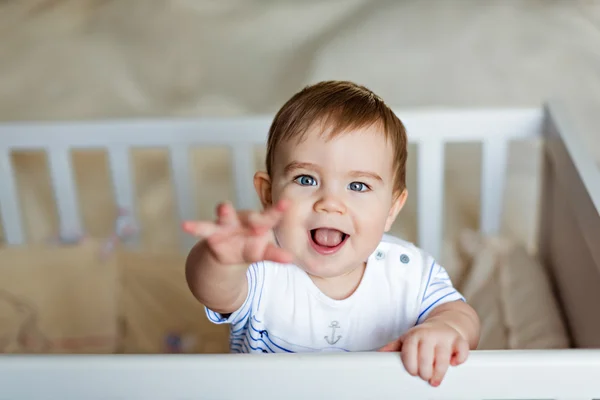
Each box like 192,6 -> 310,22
384,188 -> 407,232
253,171 -> 272,209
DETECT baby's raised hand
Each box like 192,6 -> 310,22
379,320 -> 469,387
182,199 -> 294,267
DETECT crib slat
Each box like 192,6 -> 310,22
107,146 -> 138,245
168,144 -> 196,251
480,137 -> 508,234
231,145 -> 257,210
0,148 -> 25,245
417,139 -> 445,260
47,146 -> 83,240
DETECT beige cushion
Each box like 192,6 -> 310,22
451,229 -> 570,350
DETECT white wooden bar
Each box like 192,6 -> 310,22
0,108 -> 541,149
231,144 -> 258,210
107,145 -> 138,245
417,138 -> 445,260
480,136 -> 509,234
46,145 -> 82,240
168,144 -> 196,250
0,350 -> 598,399
0,147 -> 25,245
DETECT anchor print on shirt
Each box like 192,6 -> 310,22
324,321 -> 342,345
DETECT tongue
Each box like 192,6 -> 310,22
313,228 -> 343,247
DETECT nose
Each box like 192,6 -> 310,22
314,192 -> 346,214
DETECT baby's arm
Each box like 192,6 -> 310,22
185,239 -> 249,315
421,300 -> 480,349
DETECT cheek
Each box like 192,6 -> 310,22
349,195 -> 393,229
355,211 -> 389,232
272,180 -> 312,200
349,191 -> 392,212
285,183 -> 315,198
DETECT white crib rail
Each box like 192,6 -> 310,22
0,350 -> 599,399
46,143 -> 83,239
0,108 -> 542,258
0,146 -> 24,244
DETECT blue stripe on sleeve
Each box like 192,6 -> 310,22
204,262 -> 265,327
417,261 -> 465,324
417,291 -> 459,323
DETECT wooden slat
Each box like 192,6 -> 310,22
168,144 -> 196,251
46,145 -> 82,240
231,145 -> 257,210
107,145 -> 138,245
480,137 -> 508,234
417,138 -> 445,260
0,108 -> 541,149
0,148 -> 25,244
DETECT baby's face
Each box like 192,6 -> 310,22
267,123 -> 405,279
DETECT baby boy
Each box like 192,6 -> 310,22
183,81 -> 480,387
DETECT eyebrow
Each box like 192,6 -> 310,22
284,161 -> 383,183
348,170 -> 383,183
283,161 -> 318,175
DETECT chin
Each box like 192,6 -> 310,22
296,252 -> 357,279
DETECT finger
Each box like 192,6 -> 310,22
241,211 -> 277,234
207,218 -> 278,256
417,338 -> 435,382
429,344 -> 452,387
248,199 -> 289,228
262,242 -> 294,264
450,339 -> 469,366
378,338 -> 402,352
273,244 -> 312,269
217,210 -> 268,238
182,221 -> 219,238
233,209 -> 280,234
216,201 -> 239,227
400,335 -> 419,377
206,225 -> 247,245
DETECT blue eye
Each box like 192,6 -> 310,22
294,175 -> 317,186
348,182 -> 368,192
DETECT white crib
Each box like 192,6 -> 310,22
0,100 -> 599,399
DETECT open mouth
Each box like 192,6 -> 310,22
309,228 -> 349,255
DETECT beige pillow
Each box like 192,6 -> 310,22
453,229 -> 570,350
